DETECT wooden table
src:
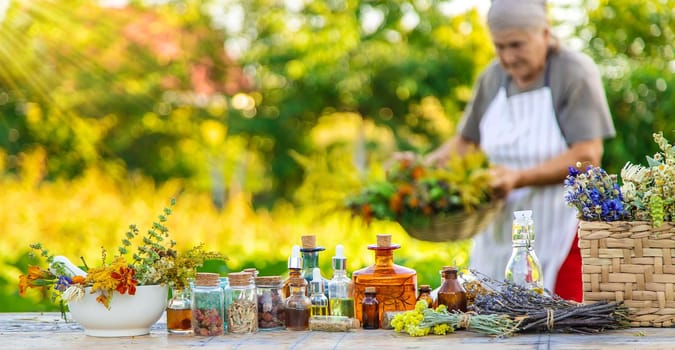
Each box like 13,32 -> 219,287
1,312 -> 674,349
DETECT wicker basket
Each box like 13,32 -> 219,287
578,220 -> 675,327
399,200 -> 504,242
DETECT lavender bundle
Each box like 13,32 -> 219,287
468,270 -> 631,334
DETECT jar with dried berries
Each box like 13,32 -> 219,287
191,272 -> 224,336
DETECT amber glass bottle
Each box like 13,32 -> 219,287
436,266 -> 467,312
284,277 -> 311,331
282,245 -> 307,299
416,285 -> 434,308
361,287 -> 379,329
352,234 -> 417,325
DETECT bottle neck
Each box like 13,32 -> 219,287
512,239 -> 529,248
302,251 -> 320,271
289,268 -> 302,278
332,269 -> 347,279
374,249 -> 394,267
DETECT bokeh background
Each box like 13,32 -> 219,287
1,0 -> 673,311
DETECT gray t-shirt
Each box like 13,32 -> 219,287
459,47 -> 615,145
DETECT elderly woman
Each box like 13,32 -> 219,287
425,0 -> 615,300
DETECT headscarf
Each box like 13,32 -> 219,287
487,0 -> 548,33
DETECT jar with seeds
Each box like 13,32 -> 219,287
226,271 -> 258,333
191,272 -> 224,336
256,276 -> 285,330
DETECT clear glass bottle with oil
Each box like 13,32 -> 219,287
328,245 -> 355,318
309,268 -> 329,316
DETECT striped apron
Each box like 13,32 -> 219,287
470,68 -> 579,292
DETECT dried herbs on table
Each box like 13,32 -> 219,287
469,270 -> 631,334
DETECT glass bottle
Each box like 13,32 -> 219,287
352,234 -> 417,325
284,277 -> 311,331
416,284 -> 434,309
220,277 -> 231,333
283,245 -> 307,299
226,271 -> 258,333
300,235 -> 329,297
361,287 -> 379,329
328,244 -> 355,318
436,266 -> 467,312
505,210 -> 544,293
166,286 -> 192,334
191,272 -> 224,336
256,275 -> 285,330
309,268 -> 329,316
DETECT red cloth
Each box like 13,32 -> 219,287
553,233 -> 582,302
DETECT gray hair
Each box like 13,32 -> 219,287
487,0 -> 548,33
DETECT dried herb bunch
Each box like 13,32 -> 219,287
469,271 -> 631,334
346,149 -> 493,228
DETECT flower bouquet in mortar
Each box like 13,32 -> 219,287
346,149 -> 503,242
18,199 -> 226,336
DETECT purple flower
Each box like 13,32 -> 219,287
55,275 -> 73,292
564,165 -> 625,222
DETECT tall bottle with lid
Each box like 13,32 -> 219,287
505,210 -> 544,293
226,272 -> 258,333
328,244 -> 355,318
436,266 -> 467,312
283,245 -> 307,299
300,235 -> 329,296
352,234 -> 417,324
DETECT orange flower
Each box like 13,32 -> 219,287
96,294 -> 110,308
397,183 -> 414,196
18,266 -> 48,296
110,266 -> 137,295
389,194 -> 403,214
71,275 -> 86,284
411,166 -> 424,180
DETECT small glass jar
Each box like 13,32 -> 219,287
362,287 -> 379,329
256,276 -> 286,330
416,284 -> 434,309
191,273 -> 224,336
167,286 -> 192,334
227,272 -> 258,333
220,277 -> 231,333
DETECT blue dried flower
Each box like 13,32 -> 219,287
564,165 -> 626,221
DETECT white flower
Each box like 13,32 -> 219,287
62,285 -> 85,302
621,162 -> 649,184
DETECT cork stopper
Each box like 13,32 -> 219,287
255,275 -> 283,287
243,268 -> 259,278
419,284 -> 431,292
441,266 -> 459,278
195,272 -> 220,287
442,266 -> 458,272
300,234 -> 325,252
377,234 -> 391,247
367,234 -> 400,250
364,287 -> 376,294
301,235 -> 316,249
228,272 -> 253,287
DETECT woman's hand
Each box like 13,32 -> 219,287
489,165 -> 521,199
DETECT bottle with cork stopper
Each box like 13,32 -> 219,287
352,234 -> 417,325
436,266 -> 467,312
361,287 -> 379,329
283,245 -> 307,299
226,271 -> 258,333
300,235 -> 328,297
191,272 -> 225,336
